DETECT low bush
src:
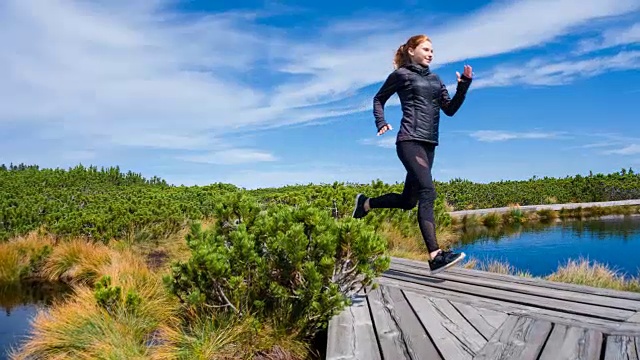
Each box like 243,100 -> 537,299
165,192 -> 389,340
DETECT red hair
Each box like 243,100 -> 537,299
393,34 -> 431,69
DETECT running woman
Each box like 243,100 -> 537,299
352,34 -> 473,274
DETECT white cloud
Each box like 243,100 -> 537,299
210,163 -> 402,189
272,0 -> 640,111
1,0 -> 639,171
472,50 -> 640,89
359,136 -> 397,148
469,130 -> 567,142
576,22 -> 640,53
603,144 -> 640,155
178,149 -> 277,165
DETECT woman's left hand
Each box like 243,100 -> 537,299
456,64 -> 473,82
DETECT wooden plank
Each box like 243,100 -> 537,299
538,325 -> 603,360
326,293 -> 381,360
390,257 -> 640,301
604,335 -> 639,360
474,315 -> 553,360
390,262 -> 640,311
628,312 -> 640,323
403,292 -> 487,360
450,301 -> 509,340
377,276 -> 640,336
448,199 -> 640,217
367,286 -> 442,360
383,268 -> 635,321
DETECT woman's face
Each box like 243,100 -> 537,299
408,40 -> 433,66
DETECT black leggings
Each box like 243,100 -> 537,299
368,140 -> 439,253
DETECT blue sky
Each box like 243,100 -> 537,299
1,0 -> 639,189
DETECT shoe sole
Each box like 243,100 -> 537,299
430,252 -> 466,275
352,194 -> 362,218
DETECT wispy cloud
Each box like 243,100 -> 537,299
359,136 -> 396,148
469,130 -> 568,142
603,144 -> 640,155
472,50 -> 640,89
1,0 -> 639,172
576,22 -> 640,54
162,162 -> 401,188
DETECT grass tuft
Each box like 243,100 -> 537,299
546,258 -> 640,292
462,257 -> 532,277
41,238 -> 111,284
153,311 -> 311,360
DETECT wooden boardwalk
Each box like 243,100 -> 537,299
448,199 -> 640,217
326,257 -> 640,360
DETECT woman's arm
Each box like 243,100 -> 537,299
373,71 -> 399,131
440,74 -> 472,116
440,65 -> 473,116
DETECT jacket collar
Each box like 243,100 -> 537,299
404,63 -> 431,76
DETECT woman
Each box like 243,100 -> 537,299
352,34 -> 473,274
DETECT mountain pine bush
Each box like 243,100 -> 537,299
165,192 -> 389,338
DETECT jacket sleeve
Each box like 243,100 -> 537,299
373,71 -> 399,131
440,74 -> 472,116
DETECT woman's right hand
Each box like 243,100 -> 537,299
377,124 -> 393,136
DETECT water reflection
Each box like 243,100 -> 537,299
452,214 -> 640,278
0,282 -> 70,360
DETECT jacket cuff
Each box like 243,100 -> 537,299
376,121 -> 388,131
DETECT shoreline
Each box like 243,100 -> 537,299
448,198 -> 640,217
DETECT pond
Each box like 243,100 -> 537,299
451,214 -> 640,278
0,282 -> 70,360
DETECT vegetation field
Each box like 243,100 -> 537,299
2,163 -> 640,359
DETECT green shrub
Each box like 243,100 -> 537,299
165,192 -> 389,339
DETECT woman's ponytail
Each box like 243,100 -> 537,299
392,34 -> 431,69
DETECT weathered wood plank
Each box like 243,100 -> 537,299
383,268 -> 635,321
367,286 -> 442,360
390,262 -> 640,311
604,335 -> 639,360
450,301 -> 509,340
474,315 -> 553,360
403,292 -> 486,360
326,294 -> 381,360
538,325 -> 602,360
390,257 -> 640,301
448,199 -> 640,217
628,312 -> 640,323
377,276 -> 640,336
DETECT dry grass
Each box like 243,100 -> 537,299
546,258 -> 640,292
0,233 -> 55,282
41,238 -> 112,284
153,311 -> 311,360
9,246 -> 181,360
5,222 -> 314,360
462,258 -> 532,277
379,223 -> 458,261
462,257 -> 640,293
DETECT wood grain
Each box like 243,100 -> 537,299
367,286 -> 442,360
390,262 -> 640,311
391,256 -> 640,301
404,291 -> 487,360
474,315 -> 553,360
326,293 -> 381,360
603,335 -> 640,360
450,301 -> 508,340
538,325 -> 602,360
383,269 -> 634,321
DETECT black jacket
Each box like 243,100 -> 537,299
373,63 -> 472,145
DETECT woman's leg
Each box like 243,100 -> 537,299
353,140 -> 465,272
352,151 -> 419,219
394,141 -> 440,254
